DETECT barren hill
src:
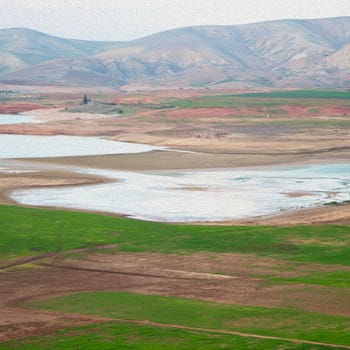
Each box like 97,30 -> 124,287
1,17 -> 350,88
0,28 -> 120,76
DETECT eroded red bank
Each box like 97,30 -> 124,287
0,104 -> 50,114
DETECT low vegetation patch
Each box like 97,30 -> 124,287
234,90 -> 350,99
258,270 -> 350,288
167,90 -> 350,109
25,291 -> 350,346
63,103 -> 135,116
0,321 -> 331,350
1,205 -> 349,265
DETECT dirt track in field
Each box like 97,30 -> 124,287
1,250 -> 350,341
100,319 -> 350,349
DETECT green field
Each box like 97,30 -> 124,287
1,204 -> 350,348
0,322 -> 336,350
1,205 -> 349,266
167,96 -> 295,108
25,291 -> 350,347
167,90 -> 350,109
234,90 -> 350,99
261,270 -> 350,288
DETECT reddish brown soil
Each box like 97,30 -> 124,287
316,105 -> 350,115
112,88 -> 238,104
158,105 -> 350,120
0,308 -> 111,342
0,104 -> 50,114
163,108 -> 240,119
1,251 -> 349,341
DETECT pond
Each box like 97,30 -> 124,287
11,163 -> 350,222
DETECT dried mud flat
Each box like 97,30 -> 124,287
2,152 -> 350,226
0,169 -> 107,205
3,107 -> 349,226
1,250 -> 350,341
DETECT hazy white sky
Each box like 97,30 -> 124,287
1,0 -> 350,41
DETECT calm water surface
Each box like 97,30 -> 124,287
0,134 -> 161,158
0,114 -> 40,124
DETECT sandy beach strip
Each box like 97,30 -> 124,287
0,169 -> 108,205
21,148 -> 350,172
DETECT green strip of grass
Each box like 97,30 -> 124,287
26,291 -> 350,346
0,321 -> 333,350
167,92 -> 350,109
234,90 -> 350,99
167,96 -> 297,108
263,270 -> 350,288
0,205 -> 349,265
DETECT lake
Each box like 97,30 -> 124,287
0,134 -> 161,158
11,163 -> 350,222
0,113 -> 40,124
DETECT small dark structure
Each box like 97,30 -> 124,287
82,94 -> 89,105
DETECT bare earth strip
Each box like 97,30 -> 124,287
0,308 -> 112,342
0,170 -> 108,205
30,149 -> 350,171
1,251 -> 350,342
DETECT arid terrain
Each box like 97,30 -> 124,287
1,86 -> 350,224
2,248 -> 350,343
1,86 -> 350,348
2,17 -> 350,89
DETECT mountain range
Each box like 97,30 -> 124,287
1,16 -> 350,89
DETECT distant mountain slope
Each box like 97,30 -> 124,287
0,28 -> 120,75
1,17 -> 350,88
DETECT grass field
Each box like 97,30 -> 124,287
1,204 -> 349,348
167,90 -> 350,109
25,291 -> 350,346
261,270 -> 350,288
1,322 -> 336,350
235,90 -> 350,99
1,205 -> 349,266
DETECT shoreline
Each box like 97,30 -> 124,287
1,107 -> 349,226
22,149 -> 350,172
7,192 -> 350,226
2,158 -> 350,226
